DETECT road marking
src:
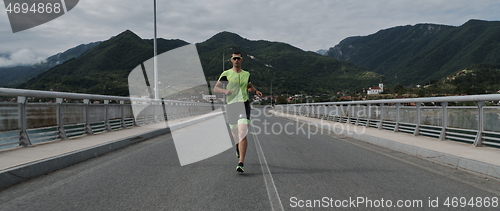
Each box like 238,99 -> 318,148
251,126 -> 284,211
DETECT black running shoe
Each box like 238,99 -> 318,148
236,162 -> 244,173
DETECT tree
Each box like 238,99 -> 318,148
394,83 -> 405,95
276,96 -> 288,104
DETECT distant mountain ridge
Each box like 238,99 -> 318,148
315,49 -> 328,56
0,41 -> 101,87
176,31 -> 380,96
326,19 -> 500,86
18,30 -> 381,97
18,30 -> 189,95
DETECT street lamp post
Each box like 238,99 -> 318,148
221,48 -> 232,103
153,0 -> 158,100
270,79 -> 273,107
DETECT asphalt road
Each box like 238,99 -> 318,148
1,109 -> 500,210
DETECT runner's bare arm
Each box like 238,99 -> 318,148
214,81 -> 232,95
247,83 -> 262,97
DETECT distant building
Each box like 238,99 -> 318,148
366,83 -> 384,95
338,96 -> 352,101
202,94 -> 216,101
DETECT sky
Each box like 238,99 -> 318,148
1,0 -> 500,67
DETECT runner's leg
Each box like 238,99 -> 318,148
237,101 -> 251,164
237,123 -> 248,163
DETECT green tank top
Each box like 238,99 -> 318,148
218,69 -> 251,104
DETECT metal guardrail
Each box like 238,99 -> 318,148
0,88 -> 218,150
276,94 -> 500,147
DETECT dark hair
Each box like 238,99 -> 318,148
232,51 -> 242,56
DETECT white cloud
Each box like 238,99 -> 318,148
0,49 -> 46,67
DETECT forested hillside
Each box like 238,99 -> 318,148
327,19 -> 500,86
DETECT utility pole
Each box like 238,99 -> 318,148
153,0 -> 158,99
270,80 -> 273,107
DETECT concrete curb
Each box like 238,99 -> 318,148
0,111 -> 221,189
274,111 -> 500,182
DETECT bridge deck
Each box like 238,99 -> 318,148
0,111 -> 221,189
272,110 -> 500,180
1,109 -> 500,190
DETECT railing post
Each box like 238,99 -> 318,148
328,105 -> 335,121
165,101 -> 171,121
378,103 -> 384,130
120,100 -> 127,129
171,103 -> 176,120
191,103 -> 194,116
17,96 -> 32,146
318,105 -> 324,119
320,105 -> 324,119
439,102 -> 448,140
355,104 -> 360,125
347,104 -> 351,124
153,101 -> 159,122
474,101 -> 485,147
315,105 -> 319,119
152,102 -> 157,122
181,103 -> 185,118
146,103 -> 151,123
104,100 -> 112,131
394,103 -> 400,132
337,105 -> 342,122
317,105 -> 322,119
414,103 -> 421,136
307,105 -> 311,117
366,104 -> 371,127
56,98 -> 67,140
84,99 -> 93,135
133,103 -> 140,126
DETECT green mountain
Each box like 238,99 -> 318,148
198,31 -> 380,96
18,30 -> 189,95
0,41 -> 100,87
17,30 -> 381,97
422,63 -> 500,95
326,19 -> 500,86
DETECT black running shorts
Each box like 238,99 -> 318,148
225,101 -> 251,127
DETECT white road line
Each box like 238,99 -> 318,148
251,126 -> 284,211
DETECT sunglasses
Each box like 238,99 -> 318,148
231,57 -> 242,60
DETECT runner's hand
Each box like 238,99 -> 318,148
256,90 -> 263,97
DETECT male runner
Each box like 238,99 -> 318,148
213,51 -> 263,172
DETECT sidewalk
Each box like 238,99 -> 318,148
0,111 -> 222,189
271,110 -> 500,181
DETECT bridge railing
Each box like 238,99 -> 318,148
276,94 -> 500,147
0,88 -> 219,150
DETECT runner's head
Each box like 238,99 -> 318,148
231,51 -> 243,69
